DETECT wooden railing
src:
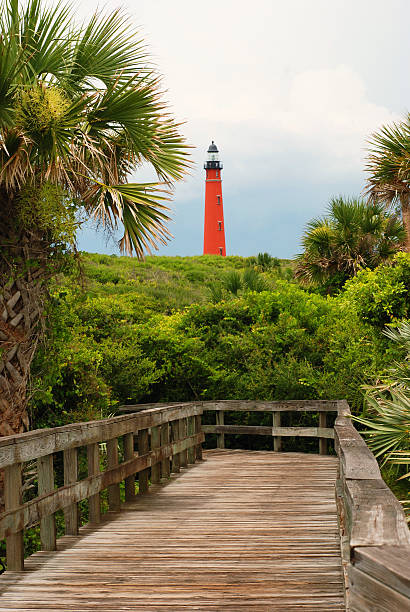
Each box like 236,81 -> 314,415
0,403 -> 203,571
335,400 -> 410,610
201,399 -> 336,454
122,399 -> 338,454
122,399 -> 410,609
1,397 -> 409,611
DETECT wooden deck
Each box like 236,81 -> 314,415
0,450 -> 344,611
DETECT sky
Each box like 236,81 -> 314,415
76,0 -> 410,258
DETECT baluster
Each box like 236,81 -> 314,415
37,454 -> 56,550
319,412 -> 327,455
161,423 -> 170,479
187,416 -> 195,464
216,411 -> 225,448
107,438 -> 120,511
87,443 -> 101,523
171,420 -> 180,473
180,418 -> 188,468
5,463 -> 24,571
63,447 -> 79,535
151,425 -> 161,484
124,432 -> 136,501
273,412 -> 282,452
195,414 -> 203,461
138,428 -> 149,494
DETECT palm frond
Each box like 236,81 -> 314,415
0,0 -> 191,258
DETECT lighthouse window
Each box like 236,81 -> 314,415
217,195 -> 221,204
216,171 -> 219,178
219,247 -> 223,255
218,221 -> 222,231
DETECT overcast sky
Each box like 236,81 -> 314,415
76,0 -> 410,258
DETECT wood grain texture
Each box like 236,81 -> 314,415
0,450 -> 344,611
0,404 -> 202,468
202,424 -> 335,439
319,412 -> 327,455
87,443 -> 101,524
150,426 -> 161,484
170,420 -> 180,473
273,411 -> 282,451
123,432 -> 135,501
335,404 -> 410,608
4,463 -> 23,571
353,545 -> 410,599
63,448 -> 78,536
137,428 -> 149,495
344,478 -> 410,548
348,565 -> 410,612
215,410 -> 225,448
37,454 -> 56,551
0,433 -> 203,538
195,414 -> 203,461
120,399 -> 340,414
106,438 -> 120,511
160,423 -> 170,479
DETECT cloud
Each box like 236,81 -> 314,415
165,65 -> 397,206
75,0 -> 409,257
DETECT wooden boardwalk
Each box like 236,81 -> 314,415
0,450 -> 344,611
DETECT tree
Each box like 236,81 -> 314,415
295,197 -> 405,293
0,0 -> 189,435
366,115 -> 410,252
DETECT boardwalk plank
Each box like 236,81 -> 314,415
0,450 -> 344,611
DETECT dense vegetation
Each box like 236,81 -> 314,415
295,197 -> 405,294
30,252 -> 409,429
0,0 -> 189,437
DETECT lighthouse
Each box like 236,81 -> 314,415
203,141 -> 226,256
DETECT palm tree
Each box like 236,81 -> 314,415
295,197 -> 405,293
365,115 -> 410,252
0,0 -> 190,436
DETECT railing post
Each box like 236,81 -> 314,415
63,447 -> 79,535
151,426 -> 161,484
161,423 -> 170,479
124,432 -> 136,501
273,412 -> 282,451
107,438 -> 121,511
216,410 -> 225,449
4,463 -> 24,571
37,454 -> 56,550
138,428 -> 149,494
319,412 -> 327,455
171,420 -> 180,473
195,414 -> 203,461
180,418 -> 188,468
87,443 -> 101,523
187,416 -> 195,464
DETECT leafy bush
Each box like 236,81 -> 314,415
30,254 -> 408,446
341,253 -> 410,326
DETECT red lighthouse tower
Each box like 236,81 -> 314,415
203,141 -> 226,256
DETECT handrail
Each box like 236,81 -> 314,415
334,400 -> 410,609
2,395 -> 409,609
0,403 -> 199,468
121,400 -> 339,454
0,404 -> 204,571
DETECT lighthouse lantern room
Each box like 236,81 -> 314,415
203,141 -> 226,256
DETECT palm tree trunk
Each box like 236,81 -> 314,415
0,277 -> 42,436
402,195 -> 410,253
0,212 -> 48,437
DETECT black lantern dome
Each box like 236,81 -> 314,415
204,140 -> 223,170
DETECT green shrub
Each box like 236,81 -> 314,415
341,253 -> 410,326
